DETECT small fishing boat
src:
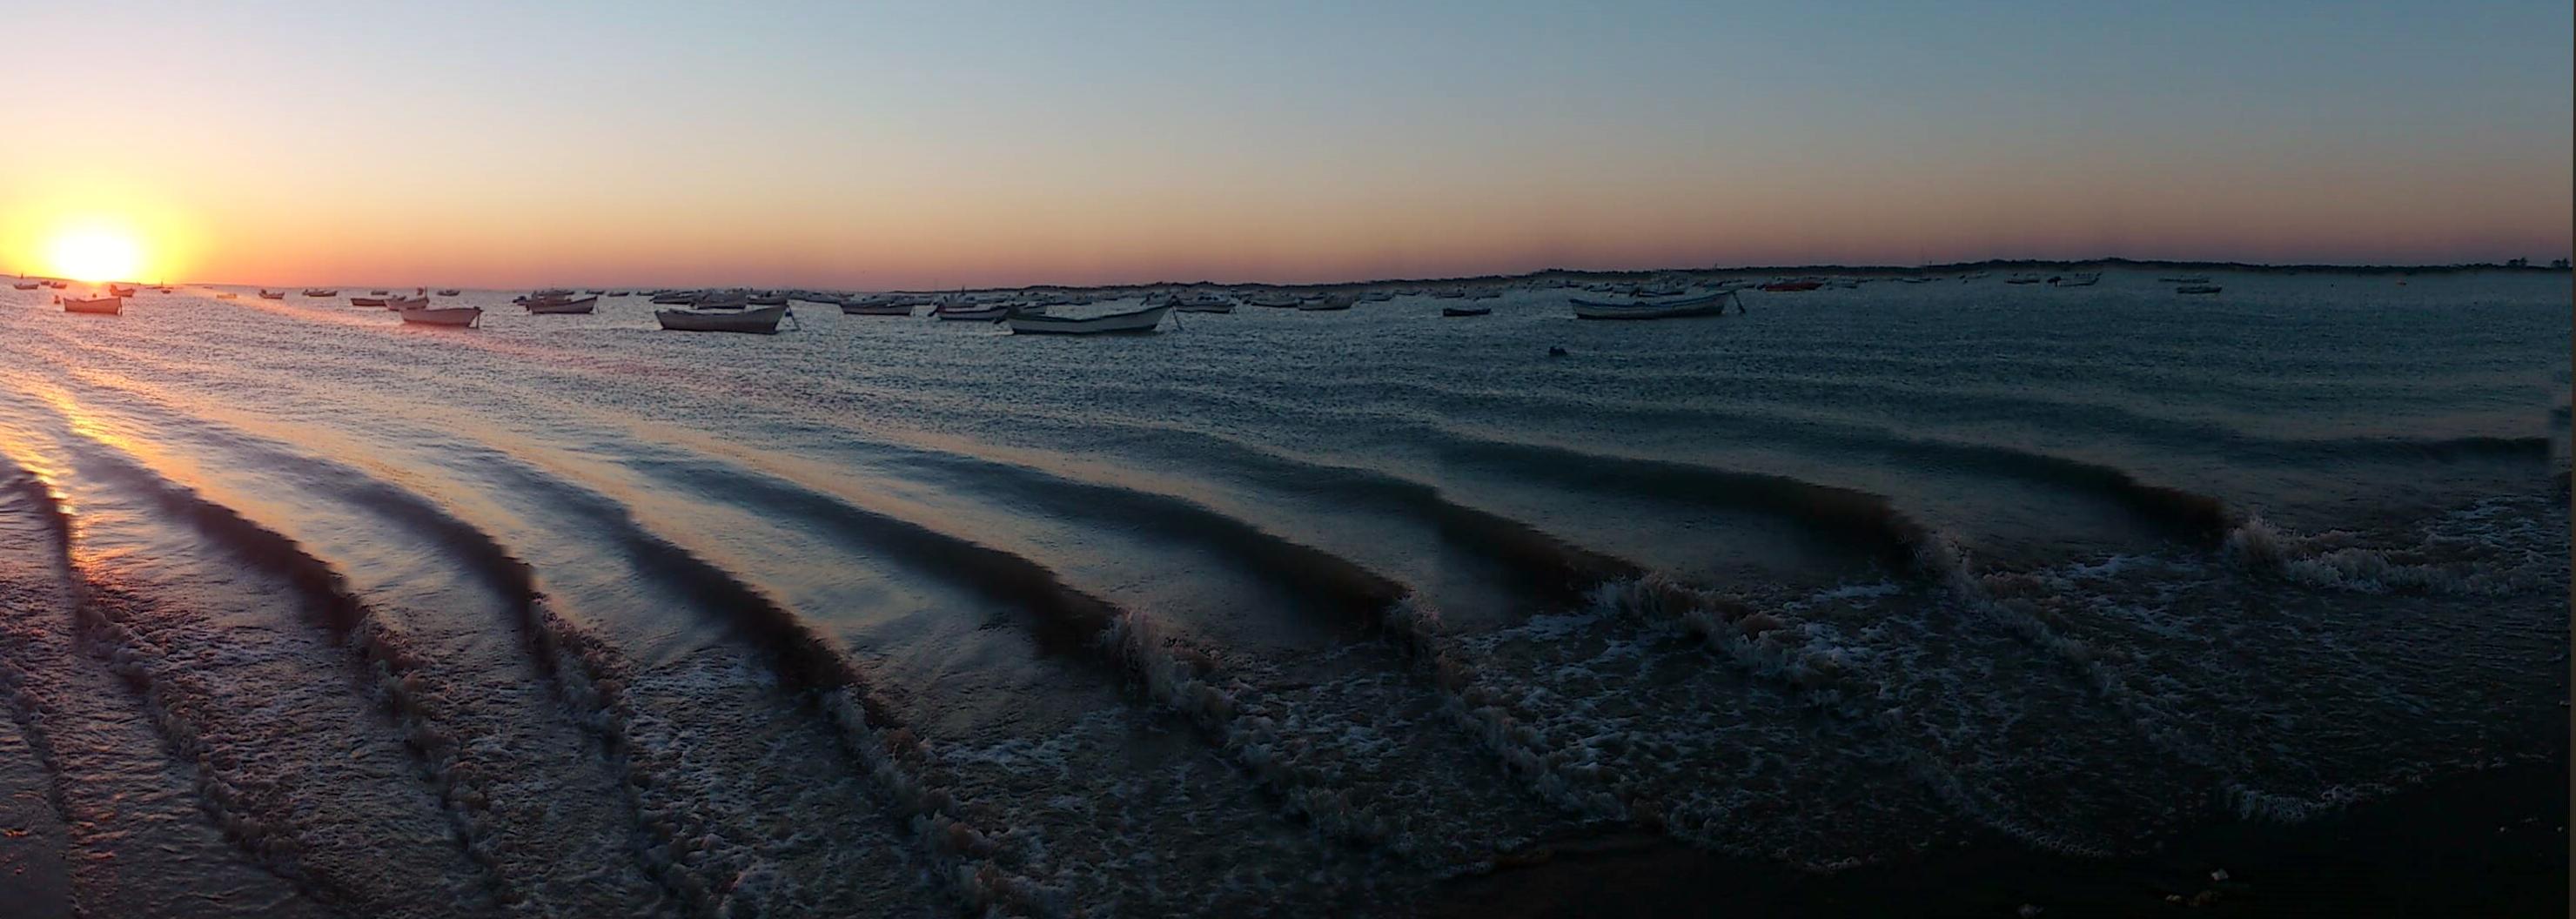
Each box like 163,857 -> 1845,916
303,288 -> 339,297
10,282 -> 37,290
1006,303 -> 1171,335
62,296 -> 123,315
840,296 -> 916,316
258,289 -> 285,299
384,294 -> 430,310
2175,285 -> 2223,295
524,294 -> 599,314
350,296 -> 390,307
2156,276 -> 2210,284
2049,273 -> 2101,287
435,288 -> 463,296
746,294 -> 789,306
1758,280 -> 1821,292
44,280 -> 66,289
369,289 -> 391,296
2003,276 -> 2043,285
1441,305 -> 1493,317
216,292 -> 238,299
1171,293 -> 1234,313
649,292 -> 699,305
1298,293 -> 1357,312
1570,290 -> 1740,320
934,302 -> 1013,321
1241,292 -> 1302,308
657,304 -> 788,333
398,305 -> 482,326
108,285 -> 138,298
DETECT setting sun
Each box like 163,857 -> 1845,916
45,228 -> 144,283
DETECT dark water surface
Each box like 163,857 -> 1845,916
0,270 -> 2564,916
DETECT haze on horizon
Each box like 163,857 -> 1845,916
2,1 -> 2567,290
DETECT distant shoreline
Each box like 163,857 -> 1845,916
37,258 -> 2572,293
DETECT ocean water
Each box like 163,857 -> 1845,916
0,270 -> 2563,916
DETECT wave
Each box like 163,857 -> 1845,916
56,442 -> 522,911
2222,500 -> 2564,596
460,458 -> 1065,916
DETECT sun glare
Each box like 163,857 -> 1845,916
45,229 -> 144,283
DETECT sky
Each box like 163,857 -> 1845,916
1,1 -> 2568,288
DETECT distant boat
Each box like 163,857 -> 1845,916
2049,273 -> 2101,287
649,292 -> 698,305
523,294 -> 599,314
384,294 -> 430,310
1171,293 -> 1234,313
303,288 -> 339,297
10,282 -> 37,290
1570,290 -> 1740,320
1442,305 -> 1493,317
398,305 -> 482,326
62,296 -> 123,315
840,296 -> 916,316
1758,280 -> 1821,292
657,304 -> 788,333
934,302 -> 1013,320
583,289 -> 606,295
2175,285 -> 2223,295
44,280 -> 66,289
1241,292 -> 1301,308
746,293 -> 789,306
1005,303 -> 1171,335
2156,276 -> 2210,284
435,288 -> 463,296
258,289 -> 286,299
369,289 -> 391,296
108,285 -> 138,298
607,291 -> 630,297
1299,293 -> 1357,312
2003,276 -> 2043,285
215,292 -> 238,299
350,296 -> 390,307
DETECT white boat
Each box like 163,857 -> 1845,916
524,294 -> 599,314
934,303 -> 1013,320
1570,290 -> 1740,320
384,294 -> 430,310
398,305 -> 481,326
1006,303 -> 1171,335
1298,292 -> 1356,312
1171,293 -> 1234,313
840,296 -> 916,315
1241,292 -> 1301,308
63,296 -> 123,315
658,304 -> 788,333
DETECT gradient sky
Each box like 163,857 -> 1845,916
3,1 -> 2568,288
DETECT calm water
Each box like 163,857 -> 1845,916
0,271 -> 2565,916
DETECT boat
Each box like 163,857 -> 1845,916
1171,293 -> 1234,313
10,282 -> 37,290
384,294 -> 430,310
216,292 -> 238,299
369,289 -> 390,296
934,302 -> 1013,320
398,305 -> 482,326
523,294 -> 599,314
44,280 -> 66,289
1006,303 -> 1171,335
657,304 -> 789,333
1241,292 -> 1302,308
1757,280 -> 1821,292
303,288 -> 339,297
840,296 -> 916,316
108,285 -> 138,298
2175,285 -> 2223,295
62,296 -> 123,315
435,288 -> 463,296
2156,276 -> 2210,284
1570,290 -> 1741,320
350,296 -> 390,307
2003,276 -> 2043,285
258,289 -> 285,299
1442,305 -> 1493,317
1299,293 -> 1357,312
746,294 -> 789,306
2049,273 -> 2101,287
649,292 -> 699,305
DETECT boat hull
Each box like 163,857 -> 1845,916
840,303 -> 916,315
1569,291 -> 1735,320
1006,304 -> 1170,335
397,306 -> 482,326
657,305 -> 787,333
525,296 -> 599,314
1441,306 -> 1492,317
63,297 -> 123,315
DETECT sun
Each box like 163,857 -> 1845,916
45,229 -> 144,283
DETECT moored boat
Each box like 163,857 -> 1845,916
2175,285 -> 2223,295
108,285 -> 138,298
63,296 -> 123,315
302,288 -> 339,297
839,295 -> 917,315
258,289 -> 285,299
397,305 -> 482,326
1006,303 -> 1171,335
384,294 -> 430,310
1298,292 -> 1356,312
10,282 -> 37,290
523,294 -> 599,314
2049,272 -> 2101,287
1758,280 -> 1821,292
1570,290 -> 1740,320
351,296 -> 390,307
435,288 -> 463,296
657,304 -> 789,333
1441,305 -> 1493,317
934,302 -> 1013,320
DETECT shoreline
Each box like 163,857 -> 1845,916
1427,753 -> 2568,917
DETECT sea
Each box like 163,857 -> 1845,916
0,269 -> 2565,917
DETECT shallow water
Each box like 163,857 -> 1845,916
0,270 -> 2564,916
